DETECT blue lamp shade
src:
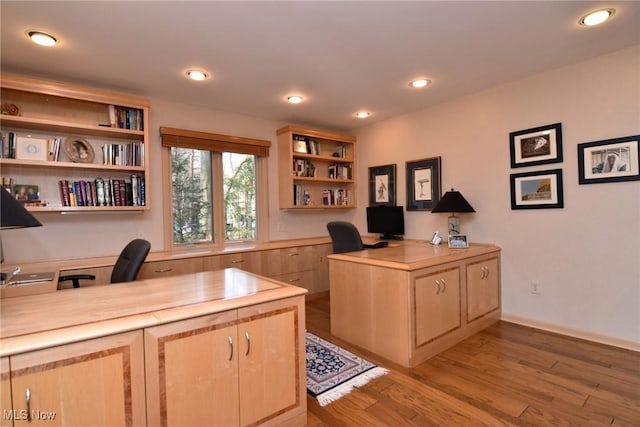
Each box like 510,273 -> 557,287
431,188 -> 475,235
1,187 -> 42,229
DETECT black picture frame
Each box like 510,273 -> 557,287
368,164 -> 396,206
406,157 -> 441,211
577,135 -> 640,185
510,168 -> 564,210
509,123 -> 563,168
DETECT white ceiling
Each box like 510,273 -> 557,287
2,1 -> 639,133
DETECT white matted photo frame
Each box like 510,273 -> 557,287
510,168 -> 564,210
510,123 -> 563,168
448,234 -> 469,249
577,135 -> 640,184
406,157 -> 441,211
15,136 -> 48,161
368,164 -> 396,206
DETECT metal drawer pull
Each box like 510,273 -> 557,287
288,278 -> 301,283
288,252 -> 299,257
434,279 -> 442,294
26,388 -> 31,422
441,279 -> 446,293
154,268 -> 173,273
228,336 -> 233,361
231,260 -> 244,264
245,332 -> 251,356
480,266 -> 490,279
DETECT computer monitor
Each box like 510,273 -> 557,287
366,205 -> 405,240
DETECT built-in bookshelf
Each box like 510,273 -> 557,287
0,74 -> 150,212
277,125 -> 356,209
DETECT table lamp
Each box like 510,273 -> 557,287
1,187 -> 42,281
431,188 -> 475,235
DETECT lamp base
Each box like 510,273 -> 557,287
448,215 -> 460,235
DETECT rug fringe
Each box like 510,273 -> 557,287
316,367 -> 389,407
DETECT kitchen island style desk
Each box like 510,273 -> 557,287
328,242 -> 501,368
0,268 -> 307,427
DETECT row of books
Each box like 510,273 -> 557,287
292,159 -> 316,177
108,105 -> 144,131
328,163 -> 352,180
292,134 -> 320,155
322,188 -> 351,206
293,184 -> 312,206
59,175 -> 145,207
0,132 -> 18,159
102,142 -> 144,166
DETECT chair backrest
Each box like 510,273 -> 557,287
110,239 -> 151,284
326,221 -> 364,254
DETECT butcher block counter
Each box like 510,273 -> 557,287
0,268 -> 307,426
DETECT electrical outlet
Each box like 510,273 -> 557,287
530,281 -> 541,295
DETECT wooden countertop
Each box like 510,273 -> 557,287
328,242 -> 501,271
0,268 -> 307,357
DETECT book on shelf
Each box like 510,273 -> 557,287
58,176 -> 146,208
101,142 -> 144,166
292,159 -> 316,177
292,134 -> 320,155
108,105 -> 144,131
322,188 -> 351,206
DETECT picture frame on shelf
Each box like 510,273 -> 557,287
406,157 -> 441,211
15,136 -> 48,161
509,123 -> 563,168
448,234 -> 469,249
63,136 -> 95,163
368,164 -> 396,206
577,135 -> 640,184
510,168 -> 563,210
13,184 -> 40,201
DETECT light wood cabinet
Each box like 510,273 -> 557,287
144,297 -> 305,427
277,125 -> 356,209
57,266 -> 112,289
138,257 -> 203,280
414,266 -> 461,346
466,255 -> 500,322
7,331 -> 146,426
0,74 -> 150,212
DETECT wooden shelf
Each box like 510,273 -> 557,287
277,125 -> 356,209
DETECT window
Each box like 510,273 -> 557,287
160,127 -> 270,249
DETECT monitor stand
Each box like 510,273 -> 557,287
380,233 -> 404,241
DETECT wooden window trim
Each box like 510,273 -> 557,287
160,127 -> 270,157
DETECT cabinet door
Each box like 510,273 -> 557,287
58,266 -> 112,289
237,297 -> 305,426
1,357 -> 11,426
467,257 -> 500,322
138,257 -> 203,280
144,310 -> 239,427
9,331 -> 145,426
414,267 -> 461,346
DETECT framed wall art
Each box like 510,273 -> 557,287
406,157 -> 441,211
368,163 -> 396,206
15,136 -> 48,161
64,136 -> 95,163
577,135 -> 640,184
509,123 -> 563,168
510,168 -> 563,210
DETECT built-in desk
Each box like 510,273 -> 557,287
328,242 -> 501,367
0,269 -> 307,426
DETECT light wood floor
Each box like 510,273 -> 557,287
304,293 -> 640,426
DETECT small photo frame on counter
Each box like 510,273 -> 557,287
448,235 -> 469,249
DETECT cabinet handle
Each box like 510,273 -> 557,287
245,332 -> 251,356
228,336 -> 233,361
288,252 -> 299,257
154,268 -> 173,273
441,279 -> 446,293
434,279 -> 441,294
25,388 -> 31,422
288,278 -> 301,283
481,266 -> 490,279
231,260 -> 244,264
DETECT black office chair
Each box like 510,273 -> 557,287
59,239 -> 151,288
326,221 -> 367,254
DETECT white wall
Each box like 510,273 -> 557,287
5,45 -> 638,346
355,45 -> 640,346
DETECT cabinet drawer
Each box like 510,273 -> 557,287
138,257 -> 203,279
262,246 -> 314,276
466,256 -> 500,322
270,270 -> 318,293
204,252 -> 262,274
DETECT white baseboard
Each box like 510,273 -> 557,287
501,313 -> 640,352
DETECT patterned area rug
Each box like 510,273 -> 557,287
306,332 -> 389,406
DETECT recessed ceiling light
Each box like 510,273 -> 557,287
287,95 -> 303,104
579,8 -> 615,26
355,111 -> 371,119
409,79 -> 430,89
185,70 -> 209,81
27,31 -> 57,47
